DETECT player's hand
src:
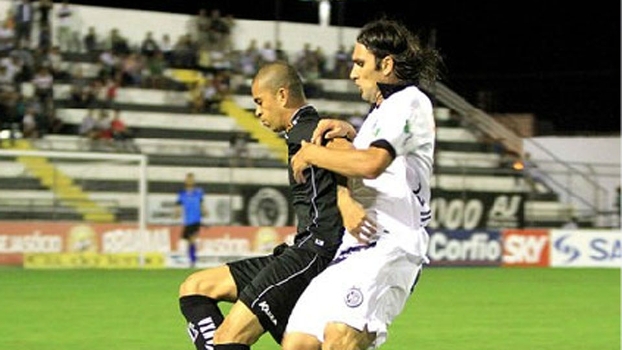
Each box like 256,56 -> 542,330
291,140 -> 312,183
311,119 -> 357,145
340,196 -> 377,244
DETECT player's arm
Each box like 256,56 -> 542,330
174,195 -> 182,219
310,118 -> 357,144
326,137 -> 377,243
292,141 -> 392,183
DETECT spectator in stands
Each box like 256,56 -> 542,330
207,9 -> 229,51
21,105 -> 38,138
140,31 -> 159,59
46,46 -> 69,80
110,107 -> 138,152
68,65 -> 88,106
0,19 -> 15,54
84,78 -> 104,109
120,52 -> 143,87
103,76 -> 118,108
195,8 -> 210,49
13,0 -> 34,49
78,107 -> 97,138
274,40 -> 288,62
159,33 -> 174,65
200,74 -> 221,114
37,0 -> 53,29
78,108 -> 100,150
314,45 -> 327,78
55,0 -> 74,52
176,33 -> 199,68
98,48 -> 119,81
228,131 -> 251,167
83,26 -> 98,59
520,152 -> 542,194
143,50 -> 167,89
45,105 -> 63,135
108,28 -> 130,56
221,13 -> 236,51
258,40 -> 276,66
93,108 -> 113,149
332,44 -> 350,79
0,60 -> 17,93
238,39 -> 259,78
31,65 -> 53,112
294,42 -> 318,79
38,23 -> 51,51
189,79 -> 204,114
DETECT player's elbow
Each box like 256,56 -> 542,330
358,151 -> 391,179
359,159 -> 386,179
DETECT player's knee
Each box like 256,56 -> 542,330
212,305 -> 263,345
179,266 -> 235,299
282,332 -> 321,350
178,271 -> 204,296
323,323 -> 374,350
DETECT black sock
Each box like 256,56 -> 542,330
214,344 -> 250,350
180,295 -> 225,350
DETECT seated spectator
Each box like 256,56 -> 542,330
31,66 -> 54,112
0,19 -> 15,54
78,107 -> 98,149
21,106 -> 38,139
228,131 -> 252,167
103,76 -> 118,108
332,44 -> 351,79
110,108 -> 138,152
68,66 -> 89,107
46,46 -> 70,80
93,108 -> 113,149
143,50 -> 167,89
173,34 -> 197,68
119,52 -> 143,87
140,31 -> 159,58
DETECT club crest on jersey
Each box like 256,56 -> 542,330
344,287 -> 364,308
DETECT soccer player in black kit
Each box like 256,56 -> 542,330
178,61 -> 365,350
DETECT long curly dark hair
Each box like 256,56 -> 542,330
356,18 -> 442,86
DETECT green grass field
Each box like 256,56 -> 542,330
0,267 -> 619,350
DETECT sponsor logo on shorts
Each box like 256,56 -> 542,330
258,301 -> 278,326
344,287 -> 363,308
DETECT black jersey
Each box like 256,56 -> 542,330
285,105 -> 344,257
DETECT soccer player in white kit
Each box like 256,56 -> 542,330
281,18 -> 442,350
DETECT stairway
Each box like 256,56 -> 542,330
11,140 -> 115,222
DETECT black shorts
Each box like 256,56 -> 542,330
227,244 -> 332,344
181,223 -> 201,239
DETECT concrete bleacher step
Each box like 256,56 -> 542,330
221,99 -> 288,164
10,142 -> 116,223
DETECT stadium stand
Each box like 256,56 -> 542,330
0,3 -> 578,228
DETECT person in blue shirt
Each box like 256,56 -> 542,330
175,172 -> 208,268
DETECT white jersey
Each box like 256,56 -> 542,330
341,85 -> 434,258
286,85 -> 436,349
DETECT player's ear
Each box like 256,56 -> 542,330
381,55 -> 393,75
276,87 -> 288,106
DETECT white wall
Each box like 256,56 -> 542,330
0,1 -> 359,60
524,136 -> 621,222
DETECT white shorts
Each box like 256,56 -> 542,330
285,236 -> 426,349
